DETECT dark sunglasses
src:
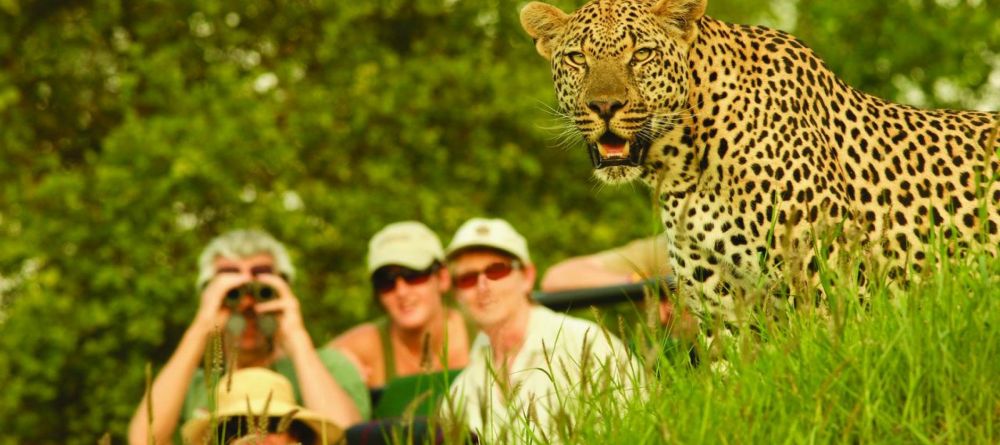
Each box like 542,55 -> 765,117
371,264 -> 440,294
453,261 -> 521,289
215,416 -> 315,445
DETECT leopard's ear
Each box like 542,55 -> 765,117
650,0 -> 706,42
520,2 -> 569,60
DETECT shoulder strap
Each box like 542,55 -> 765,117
374,317 -> 397,380
460,310 -> 478,345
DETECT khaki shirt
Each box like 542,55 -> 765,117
445,306 -> 638,443
592,233 -> 671,279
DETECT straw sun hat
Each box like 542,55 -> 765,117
181,367 -> 343,444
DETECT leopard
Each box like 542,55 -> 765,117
520,0 -> 999,324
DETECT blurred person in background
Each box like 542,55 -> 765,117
327,221 -> 472,389
128,229 -> 367,445
442,217 -> 638,442
180,367 -> 342,445
542,234 -> 671,292
541,233 -> 698,339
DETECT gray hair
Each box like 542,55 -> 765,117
196,229 -> 296,289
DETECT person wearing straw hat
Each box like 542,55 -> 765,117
181,367 -> 342,445
327,221 -> 472,389
128,230 -> 368,445
441,217 -> 639,443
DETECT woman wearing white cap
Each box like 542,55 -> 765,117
327,221 -> 472,390
442,217 -> 638,443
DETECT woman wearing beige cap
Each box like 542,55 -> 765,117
327,221 -> 471,390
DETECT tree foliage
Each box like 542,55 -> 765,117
0,0 -> 995,443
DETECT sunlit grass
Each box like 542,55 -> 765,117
425,232 -> 1000,444
174,229 -> 999,445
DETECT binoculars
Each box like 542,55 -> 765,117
223,282 -> 278,310
223,282 -> 279,338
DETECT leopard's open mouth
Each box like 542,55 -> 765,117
587,131 -> 648,168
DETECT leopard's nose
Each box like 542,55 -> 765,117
588,99 -> 625,121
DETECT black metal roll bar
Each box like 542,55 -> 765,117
531,276 -> 677,311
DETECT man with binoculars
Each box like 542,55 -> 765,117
128,229 -> 368,445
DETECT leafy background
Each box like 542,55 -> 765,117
0,0 -> 996,443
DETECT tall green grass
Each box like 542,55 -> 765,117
151,245 -> 997,445
670,252 -> 995,443
426,236 -> 999,444
163,221 -> 1000,445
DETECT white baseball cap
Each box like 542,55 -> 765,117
446,217 -> 532,265
367,221 -> 445,273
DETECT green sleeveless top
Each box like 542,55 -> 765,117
373,311 -> 477,381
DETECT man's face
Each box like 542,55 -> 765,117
450,250 -> 534,329
231,432 -> 301,445
213,253 -> 277,366
374,265 -> 450,331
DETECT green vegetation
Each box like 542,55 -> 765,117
597,246 -> 999,444
0,0 -> 997,443
422,234 -> 1000,444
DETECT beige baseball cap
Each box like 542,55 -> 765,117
367,221 -> 445,273
446,217 -> 532,265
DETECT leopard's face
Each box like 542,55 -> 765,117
523,0 -> 702,184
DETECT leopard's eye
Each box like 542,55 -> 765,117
566,52 -> 587,67
631,48 -> 654,63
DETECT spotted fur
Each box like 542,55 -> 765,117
521,0 -> 999,321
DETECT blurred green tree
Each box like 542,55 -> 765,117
793,0 -> 999,109
0,0 -> 995,443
